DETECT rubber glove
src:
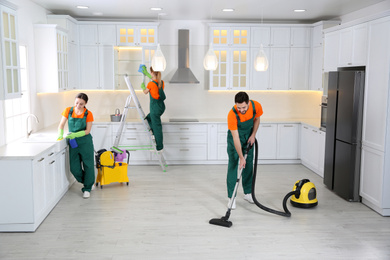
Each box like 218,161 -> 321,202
66,130 -> 86,139
141,65 -> 152,79
140,82 -> 146,90
57,129 -> 64,141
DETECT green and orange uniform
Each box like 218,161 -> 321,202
62,107 -> 95,193
227,100 -> 263,198
145,80 -> 166,151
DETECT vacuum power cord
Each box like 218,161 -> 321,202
251,139 -> 297,217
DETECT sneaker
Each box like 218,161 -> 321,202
83,191 -> 90,199
227,198 -> 236,209
91,184 -> 96,191
244,193 -> 254,204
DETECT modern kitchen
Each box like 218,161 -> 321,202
0,0 -> 390,259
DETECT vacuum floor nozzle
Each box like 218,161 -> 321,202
209,217 -> 232,228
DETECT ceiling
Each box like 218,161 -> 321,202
30,0 -> 386,22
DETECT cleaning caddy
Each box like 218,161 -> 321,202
95,149 -> 130,188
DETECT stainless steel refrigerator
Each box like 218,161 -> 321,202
323,67 -> 365,202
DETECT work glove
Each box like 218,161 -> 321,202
57,129 -> 64,141
138,64 -> 152,79
140,82 -> 146,90
66,130 -> 86,139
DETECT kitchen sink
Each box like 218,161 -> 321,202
23,133 -> 58,143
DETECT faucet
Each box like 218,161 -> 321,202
26,114 -> 39,138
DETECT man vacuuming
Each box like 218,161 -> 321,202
227,91 -> 263,209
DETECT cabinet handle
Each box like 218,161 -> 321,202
38,158 -> 45,162
312,130 -> 318,133
50,160 -> 55,165
283,125 -> 294,127
126,138 -> 137,140
180,138 -> 190,140
180,149 -> 189,152
303,126 -> 308,129
48,152 -> 54,156
126,128 -> 137,130
62,152 -> 66,155
97,126 -> 108,128
180,128 -> 190,130
262,125 -> 272,127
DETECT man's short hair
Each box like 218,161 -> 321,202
235,91 -> 249,104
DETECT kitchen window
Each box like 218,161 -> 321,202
4,45 -> 29,143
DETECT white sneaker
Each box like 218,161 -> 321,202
91,184 -> 96,191
83,191 -> 90,199
227,198 -> 236,209
244,193 -> 254,204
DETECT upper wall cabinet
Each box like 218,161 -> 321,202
323,31 -> 340,72
210,27 -> 250,47
47,15 -> 79,44
338,23 -> 368,67
0,3 -> 21,100
116,24 -> 158,46
34,24 -> 69,93
79,24 -> 117,46
251,26 -> 311,47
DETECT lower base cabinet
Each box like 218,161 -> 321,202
300,124 -> 325,176
0,147 -> 73,232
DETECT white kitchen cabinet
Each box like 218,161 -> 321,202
0,3 -> 21,99
79,24 -> 116,46
323,31 -> 340,72
47,15 -> 79,44
79,45 -> 114,89
251,27 -> 270,47
162,124 -> 208,162
310,46 -> 324,91
359,16 -> 390,216
34,24 -> 69,92
257,124 -> 277,159
91,124 -> 112,151
217,124 -> 228,160
0,145 -> 72,232
338,23 -> 368,67
290,27 -> 311,47
300,124 -> 325,176
210,26 -> 250,47
269,48 -> 290,90
270,27 -> 290,47
117,24 -> 158,46
250,47 -> 270,90
208,124 -> 218,160
277,124 -> 299,159
289,48 -> 310,90
210,47 -> 249,90
68,42 -> 79,89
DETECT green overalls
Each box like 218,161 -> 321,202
145,81 -> 166,151
68,107 -> 95,192
226,100 -> 256,198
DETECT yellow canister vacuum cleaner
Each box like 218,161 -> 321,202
210,139 -> 318,228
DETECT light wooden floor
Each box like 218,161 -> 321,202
1,164 -> 389,259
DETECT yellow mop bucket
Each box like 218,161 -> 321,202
95,150 -> 129,188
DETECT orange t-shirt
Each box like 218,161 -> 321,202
227,100 -> 263,131
147,80 -> 165,100
62,107 -> 94,122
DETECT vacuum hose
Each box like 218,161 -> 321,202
251,139 -> 297,217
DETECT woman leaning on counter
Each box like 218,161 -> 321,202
57,93 -> 95,199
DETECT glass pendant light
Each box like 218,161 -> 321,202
254,44 -> 269,71
203,42 -> 218,71
151,43 -> 166,72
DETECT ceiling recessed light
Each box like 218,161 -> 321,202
93,12 -> 103,16
222,8 -> 235,12
151,7 -> 163,11
294,9 -> 306,12
76,5 -> 89,9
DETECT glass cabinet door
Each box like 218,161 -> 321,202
1,6 -> 20,99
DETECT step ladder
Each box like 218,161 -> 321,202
112,75 -> 167,172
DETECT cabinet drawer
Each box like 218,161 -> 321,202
128,150 -> 151,161
164,133 -> 207,144
117,132 -> 151,146
163,124 -> 207,133
218,144 -> 228,160
112,124 -> 145,133
164,144 -> 207,160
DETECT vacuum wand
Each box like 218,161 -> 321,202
209,143 -> 253,228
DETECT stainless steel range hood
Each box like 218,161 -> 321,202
169,29 -> 200,84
